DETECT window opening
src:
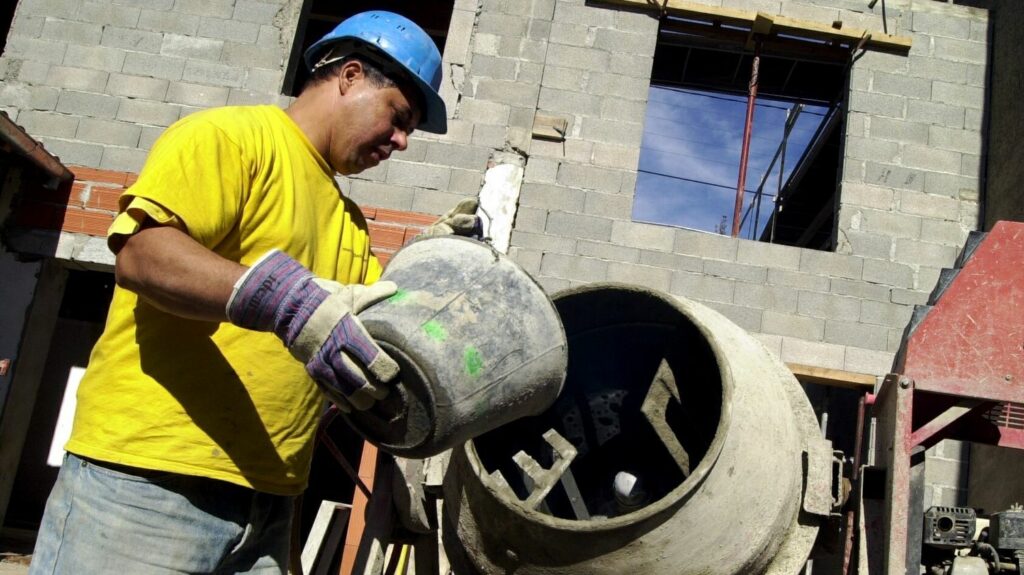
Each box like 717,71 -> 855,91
283,1 -> 455,96
633,18 -> 852,250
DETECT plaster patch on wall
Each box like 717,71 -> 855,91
479,152 -> 526,253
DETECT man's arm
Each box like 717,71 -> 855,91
114,221 -> 245,322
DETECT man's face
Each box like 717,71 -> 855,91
329,73 -> 421,176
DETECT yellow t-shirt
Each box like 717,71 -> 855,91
66,105 -> 383,495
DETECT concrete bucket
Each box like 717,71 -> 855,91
442,284 -> 834,575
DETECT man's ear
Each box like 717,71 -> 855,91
337,59 -> 364,96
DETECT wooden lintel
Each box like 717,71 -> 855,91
594,0 -> 912,53
787,362 -> 877,391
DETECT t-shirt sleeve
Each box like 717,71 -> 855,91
113,114 -> 250,250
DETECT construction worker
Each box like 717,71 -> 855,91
29,11 -> 477,574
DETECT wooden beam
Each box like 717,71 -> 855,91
594,0 -> 912,53
787,362 -> 877,391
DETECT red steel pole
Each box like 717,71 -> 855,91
732,40 -> 761,238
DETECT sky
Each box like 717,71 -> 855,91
632,85 -> 829,239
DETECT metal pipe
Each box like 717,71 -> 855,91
732,40 -> 761,237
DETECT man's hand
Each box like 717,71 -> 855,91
420,197 -> 482,237
226,250 -> 399,412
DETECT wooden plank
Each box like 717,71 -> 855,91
787,362 -> 877,391
301,501 -> 352,575
593,0 -> 912,52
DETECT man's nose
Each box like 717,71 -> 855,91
392,129 -> 409,151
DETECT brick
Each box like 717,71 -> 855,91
116,98 -> 180,127
932,81 -> 985,109
545,44 -> 609,72
540,252 -> 608,283
898,191 -> 960,221
165,82 -> 230,108
798,291 -> 861,321
182,60 -> 245,88
520,183 -> 584,212
669,271 -> 735,304
174,0 -> 235,18
41,18 -> 103,45
537,86 -> 601,116
872,71 -> 931,100
576,239 -> 639,263
581,117 -> 643,146
160,34 -> 223,60
844,347 -> 893,376
79,1 -> 141,27
556,162 -> 623,194
63,44 -> 124,72
734,282 -> 797,313
16,110 -> 79,138
44,65 -> 108,91
864,162 -> 926,192
510,229 -> 576,255
105,73 -> 168,100
123,52 -> 185,81
673,229 -> 738,261
607,261 -> 671,290
848,90 -> 905,119
387,161 -> 451,191
868,117 -> 929,145
138,9 -> 200,35
232,1 -> 280,24
100,146 -> 148,173
611,220 -> 674,251
101,26 -> 163,53
56,90 -> 119,119
901,144 -> 961,174
77,118 -> 141,147
831,277 -> 892,303
906,99 -> 964,128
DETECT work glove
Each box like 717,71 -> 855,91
420,197 -> 482,237
227,250 -> 399,412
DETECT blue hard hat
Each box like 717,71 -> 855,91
304,11 -> 447,134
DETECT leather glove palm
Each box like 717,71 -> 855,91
420,198 -> 482,237
227,250 -> 398,412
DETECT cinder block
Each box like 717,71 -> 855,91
101,26 -> 163,53
839,229 -> 894,260
470,123 -> 506,148
511,205 -> 546,233
16,110 -> 79,138
872,71 -> 931,100
553,3 -> 616,28
548,21 -> 589,47
638,249 -> 702,273
920,219 -> 967,246
540,252 -> 608,283
474,78 -> 539,108
928,125 -> 982,155
844,346 -> 893,376
138,9 -> 200,35
537,86 -> 600,116
861,299 -> 914,329
160,34 -> 223,60
197,17 -> 260,44
800,250 -> 864,281
906,56 -> 967,83
932,81 -> 985,109
524,157 -> 558,183
864,162 -> 926,192
508,246 -> 543,276
510,229 -> 576,255
470,54 -> 518,81
911,11 -> 971,39
182,60 -> 244,88
77,118 -> 141,147
841,182 -> 896,211
582,190 -> 630,218
546,211 -> 613,241
6,37 -> 67,66
544,44 -> 609,72
586,72 -> 649,101
869,117 -> 929,145
779,337 -> 844,370
891,288 -> 929,306
894,237 -> 957,268
556,162 -> 622,194
536,275 -> 571,295
232,1 -> 280,24
932,36 -> 987,65
845,136 -> 899,164
28,86 -> 60,111
607,262 -> 671,290
734,282 -> 798,313
222,40 -> 284,70
100,145 -> 148,173
386,161 -> 451,191
175,0 -> 234,18
12,60 -> 51,84
345,180 -> 411,211
960,153 -> 981,178
422,142 -> 491,171
761,310 -> 825,340
226,88 -> 272,106
925,456 -> 969,489
41,18 -> 103,45
78,1 -> 141,27
703,259 -> 767,284
831,277 -> 892,303
56,89 -> 119,119
105,73 -> 168,100
138,126 -> 164,150
862,258 -> 914,288
735,241 -> 800,271
37,136 -> 104,167
116,98 -> 181,127
898,190 -> 960,221
854,208 -> 923,238
576,239 -> 638,263
592,28 -> 655,55
599,97 -> 646,123
848,90 -> 905,119
476,12 -> 528,36
669,271 -> 735,305
541,65 -> 585,92
824,319 -> 891,351
613,9 -> 658,34
520,183 -> 584,212
611,220 -> 674,251
906,99 -> 964,128
673,228 -> 738,261
705,301 -> 764,333
244,67 -> 283,93
472,32 -> 501,58
165,81 -> 230,107
44,65 -> 108,92
580,117 -> 643,146
459,98 -> 511,126
608,53 -> 654,79
123,52 -> 185,81
798,291 -> 862,322
902,144 -> 962,175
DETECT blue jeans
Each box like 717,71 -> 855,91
30,453 -> 294,574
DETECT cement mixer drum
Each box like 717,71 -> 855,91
442,284 -> 835,575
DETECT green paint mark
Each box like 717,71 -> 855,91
388,288 -> 411,304
464,346 -> 484,377
422,320 -> 447,342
